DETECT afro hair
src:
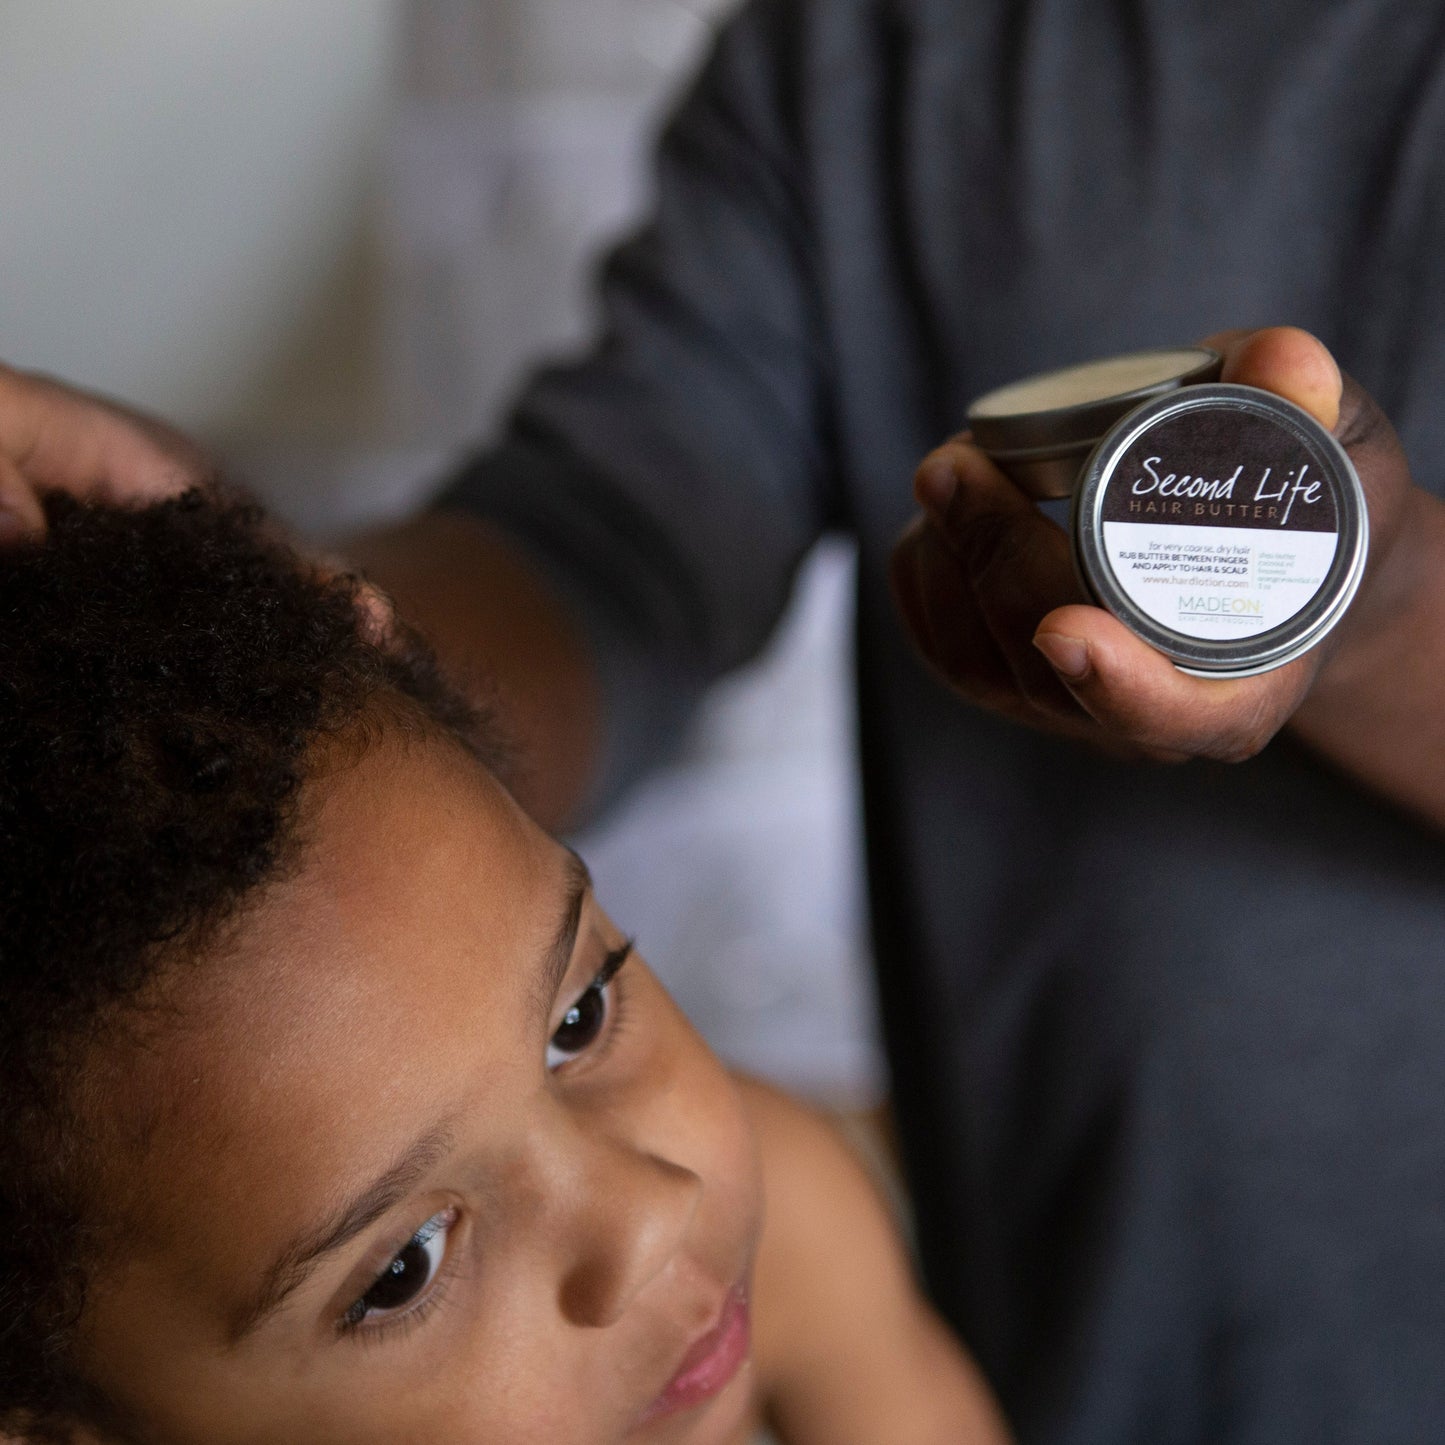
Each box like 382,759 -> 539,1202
0,490 -> 505,1442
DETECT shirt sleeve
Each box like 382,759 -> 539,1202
433,1 -> 839,813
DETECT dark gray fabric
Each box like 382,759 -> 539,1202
439,3 -> 1445,1440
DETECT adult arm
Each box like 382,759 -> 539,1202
344,514 -> 603,831
360,2 -> 840,828
891,326 -> 1445,830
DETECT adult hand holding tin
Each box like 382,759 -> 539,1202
890,327 -> 1417,767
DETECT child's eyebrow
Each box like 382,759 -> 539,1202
225,850 -> 594,1346
225,1124 -> 458,1345
531,848 -> 593,1024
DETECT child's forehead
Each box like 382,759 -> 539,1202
96,736 -> 572,1270
185,738 -> 546,1010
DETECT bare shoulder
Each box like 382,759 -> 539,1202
738,1078 -> 1011,1445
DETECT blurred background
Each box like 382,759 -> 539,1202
0,0 -> 884,1108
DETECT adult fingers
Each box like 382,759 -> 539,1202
0,454 -> 46,543
890,512 -> 1019,713
1210,327 -> 1406,504
914,439 -> 1092,717
0,363 -> 210,526
1209,326 -> 1415,641
1211,326 -> 1343,431
1033,601 -> 1314,762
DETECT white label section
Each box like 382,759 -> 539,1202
1102,522 -> 1339,640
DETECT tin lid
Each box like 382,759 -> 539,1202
1072,383 -> 1369,677
967,347 -> 1223,456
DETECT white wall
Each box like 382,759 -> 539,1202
378,0 -> 741,465
0,1 -> 398,438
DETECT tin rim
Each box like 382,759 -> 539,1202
1071,384 -> 1369,677
968,347 -> 1223,456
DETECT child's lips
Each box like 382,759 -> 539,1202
637,1284 -> 751,1427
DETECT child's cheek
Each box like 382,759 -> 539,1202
636,967 -> 765,1260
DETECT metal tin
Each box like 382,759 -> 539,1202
968,347 -> 1223,498
1072,384 -> 1369,677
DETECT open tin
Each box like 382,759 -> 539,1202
966,350 -> 1370,677
968,347 -> 1224,500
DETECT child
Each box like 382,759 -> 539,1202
0,493 -> 1009,1445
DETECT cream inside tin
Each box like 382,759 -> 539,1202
964,351 -> 1370,677
968,347 -> 1224,500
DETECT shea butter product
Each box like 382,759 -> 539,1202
968,348 -> 1223,499
966,351 -> 1369,677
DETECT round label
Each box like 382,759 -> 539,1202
1098,406 -> 1339,642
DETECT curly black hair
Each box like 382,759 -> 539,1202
0,491 -> 506,1443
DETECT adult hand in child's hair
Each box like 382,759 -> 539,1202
0,361 -> 212,543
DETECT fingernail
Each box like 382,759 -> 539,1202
1035,632 -> 1091,682
916,460 -> 958,518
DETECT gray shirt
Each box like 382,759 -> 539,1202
440,3 -> 1445,1440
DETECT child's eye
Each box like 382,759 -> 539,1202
342,1208 -> 455,1330
546,942 -> 632,1072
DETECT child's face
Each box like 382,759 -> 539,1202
74,732 -> 763,1445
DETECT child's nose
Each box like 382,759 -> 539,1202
555,1137 -> 702,1328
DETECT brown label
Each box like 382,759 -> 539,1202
1100,406 -> 1340,534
